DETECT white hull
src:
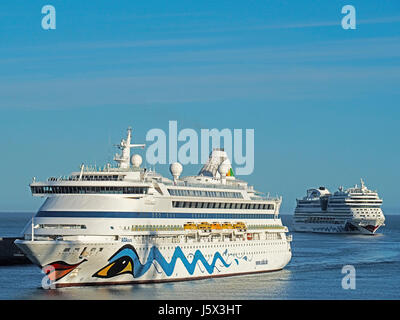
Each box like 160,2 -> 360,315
292,218 -> 384,235
16,237 -> 292,287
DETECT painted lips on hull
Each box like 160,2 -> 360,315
44,260 -> 87,282
362,225 -> 380,233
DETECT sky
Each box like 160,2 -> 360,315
0,0 -> 399,213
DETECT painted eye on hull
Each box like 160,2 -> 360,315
93,256 -> 134,278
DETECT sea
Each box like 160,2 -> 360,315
0,212 -> 399,300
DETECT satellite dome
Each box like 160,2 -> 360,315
131,154 -> 143,168
170,162 -> 183,180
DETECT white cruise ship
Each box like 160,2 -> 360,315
292,180 -> 385,234
15,128 -> 292,288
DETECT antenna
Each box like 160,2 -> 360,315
114,127 -> 146,169
79,163 -> 84,180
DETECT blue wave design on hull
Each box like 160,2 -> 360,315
94,245 -> 233,279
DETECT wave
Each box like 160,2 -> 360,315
288,257 -> 399,274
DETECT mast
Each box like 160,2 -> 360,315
113,127 -> 145,169
360,178 -> 366,191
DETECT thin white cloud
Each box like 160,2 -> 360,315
0,37 -> 224,54
247,15 -> 400,30
1,64 -> 399,109
169,15 -> 400,34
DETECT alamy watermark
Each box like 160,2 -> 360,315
341,265 -> 356,290
41,5 -> 56,30
40,4 -> 357,32
145,121 -> 254,175
41,265 -> 56,289
341,5 -> 356,30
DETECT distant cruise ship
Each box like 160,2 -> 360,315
292,180 -> 385,234
15,128 -> 292,287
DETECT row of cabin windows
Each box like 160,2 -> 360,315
305,217 -> 342,224
31,186 -> 148,195
39,224 -> 87,229
172,201 -> 274,210
47,175 -> 124,182
150,212 -> 273,219
168,189 -> 243,199
79,175 -> 124,181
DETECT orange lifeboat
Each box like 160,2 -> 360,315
233,222 -> 246,236
211,222 -> 222,230
197,222 -> 211,234
184,222 -> 197,230
233,222 -> 246,231
222,222 -> 233,229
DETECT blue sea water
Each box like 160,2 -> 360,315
0,212 -> 399,300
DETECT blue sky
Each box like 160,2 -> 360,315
0,1 -> 399,213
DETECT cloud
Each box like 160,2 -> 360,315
1,62 -> 399,110
168,15 -> 400,34
248,15 -> 400,30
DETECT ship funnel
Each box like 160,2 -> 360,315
218,161 -> 230,184
199,149 -> 234,179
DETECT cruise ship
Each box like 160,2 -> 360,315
292,180 -> 385,234
15,128 -> 292,288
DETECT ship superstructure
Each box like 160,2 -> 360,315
16,128 -> 292,287
292,180 -> 385,234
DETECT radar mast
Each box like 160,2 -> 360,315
113,127 -> 145,169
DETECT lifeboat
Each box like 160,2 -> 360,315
184,222 -> 197,235
233,222 -> 246,230
197,222 -> 211,235
211,222 -> 222,234
184,222 -> 197,230
222,222 -> 234,234
233,222 -> 246,235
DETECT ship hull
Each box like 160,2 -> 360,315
15,238 -> 292,288
292,218 -> 384,235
